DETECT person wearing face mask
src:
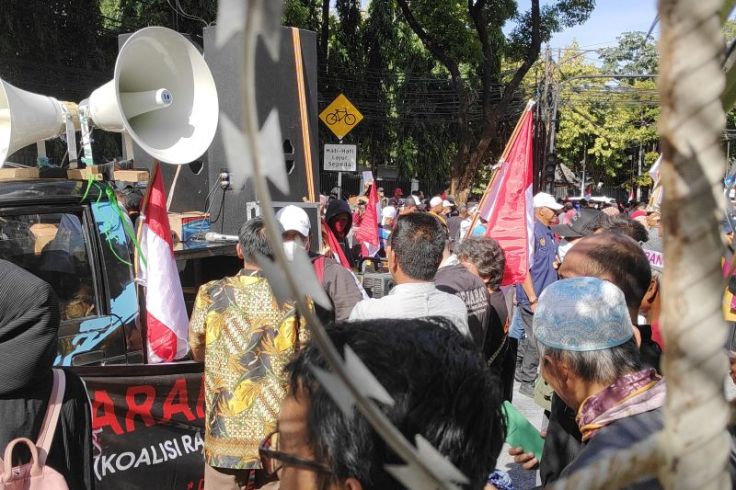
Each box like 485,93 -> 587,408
324,199 -> 356,268
276,205 -> 366,323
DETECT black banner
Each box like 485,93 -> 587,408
80,363 -> 206,490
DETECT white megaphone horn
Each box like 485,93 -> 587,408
0,80 -> 78,168
81,26 -> 219,165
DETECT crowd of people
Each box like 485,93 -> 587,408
2,180 -> 736,490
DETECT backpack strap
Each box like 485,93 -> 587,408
36,369 -> 66,466
313,256 -> 326,284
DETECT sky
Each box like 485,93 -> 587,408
544,0 -> 658,51
359,0 -> 659,55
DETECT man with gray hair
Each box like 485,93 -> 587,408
189,217 -> 307,488
534,277 -> 665,487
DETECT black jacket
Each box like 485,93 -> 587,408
0,260 -> 93,489
325,199 -> 355,267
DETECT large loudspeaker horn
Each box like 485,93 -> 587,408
0,80 -> 70,167
83,26 -> 219,164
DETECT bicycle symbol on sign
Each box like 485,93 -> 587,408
325,107 -> 357,126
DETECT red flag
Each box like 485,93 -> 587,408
139,164 -> 189,363
480,102 -> 535,286
355,183 -> 380,257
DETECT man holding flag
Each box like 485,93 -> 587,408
514,192 -> 562,397
355,180 -> 382,260
469,101 -> 562,396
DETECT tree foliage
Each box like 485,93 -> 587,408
554,35 -> 659,193
599,31 -> 658,76
390,0 -> 595,199
1,0 -> 596,197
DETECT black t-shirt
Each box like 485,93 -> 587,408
435,264 -> 491,349
484,290 -> 509,365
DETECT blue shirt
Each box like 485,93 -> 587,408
516,220 -> 558,309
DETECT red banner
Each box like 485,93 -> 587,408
482,103 -> 535,286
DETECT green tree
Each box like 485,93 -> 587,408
393,0 -> 596,200
554,40 -> 659,195
599,31 -> 658,76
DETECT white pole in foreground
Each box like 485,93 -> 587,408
657,0 -> 731,488
536,2 -> 733,488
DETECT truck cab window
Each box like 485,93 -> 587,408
0,212 -> 98,321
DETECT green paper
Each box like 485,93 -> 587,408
503,401 -> 544,461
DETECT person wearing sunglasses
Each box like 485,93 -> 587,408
258,317 -> 505,490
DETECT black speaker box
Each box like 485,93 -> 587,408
204,26 -> 319,234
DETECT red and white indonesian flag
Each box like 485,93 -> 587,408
479,101 -> 535,286
138,164 -> 189,363
355,182 -> 381,258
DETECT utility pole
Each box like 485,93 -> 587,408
581,142 -> 587,197
539,44 -> 554,192
637,143 -> 643,201
543,45 -> 556,193
547,74 -> 657,188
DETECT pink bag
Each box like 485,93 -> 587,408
0,369 -> 68,489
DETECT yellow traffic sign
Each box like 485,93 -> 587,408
319,94 -> 363,140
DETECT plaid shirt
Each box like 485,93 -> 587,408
189,269 -> 307,469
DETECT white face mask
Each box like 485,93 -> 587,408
558,239 -> 575,262
283,239 -> 306,261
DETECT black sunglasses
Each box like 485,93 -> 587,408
258,430 -> 333,478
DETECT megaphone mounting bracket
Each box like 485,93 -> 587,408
122,133 -> 135,164
61,103 -> 79,168
78,105 -> 95,168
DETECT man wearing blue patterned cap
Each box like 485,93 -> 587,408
534,277 -> 665,488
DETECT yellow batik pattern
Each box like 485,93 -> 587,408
189,270 -> 308,469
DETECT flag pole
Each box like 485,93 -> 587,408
464,100 -> 536,239
135,161 -> 159,280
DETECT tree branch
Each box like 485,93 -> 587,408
320,0 -> 330,67
500,0 -> 541,107
468,0 -> 496,118
395,0 -> 463,93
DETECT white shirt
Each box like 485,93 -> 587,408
348,282 -> 470,338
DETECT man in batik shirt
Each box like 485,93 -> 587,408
190,217 -> 307,489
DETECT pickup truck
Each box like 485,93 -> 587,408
0,178 -> 238,488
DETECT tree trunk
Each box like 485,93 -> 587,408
451,111 -> 499,198
658,0 -> 731,488
320,0 -> 329,66
397,0 -> 539,200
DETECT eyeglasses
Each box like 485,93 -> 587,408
258,430 -> 333,478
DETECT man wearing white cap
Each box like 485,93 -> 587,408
515,191 -> 563,397
429,196 -> 444,214
276,205 -> 366,322
380,205 -> 397,251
